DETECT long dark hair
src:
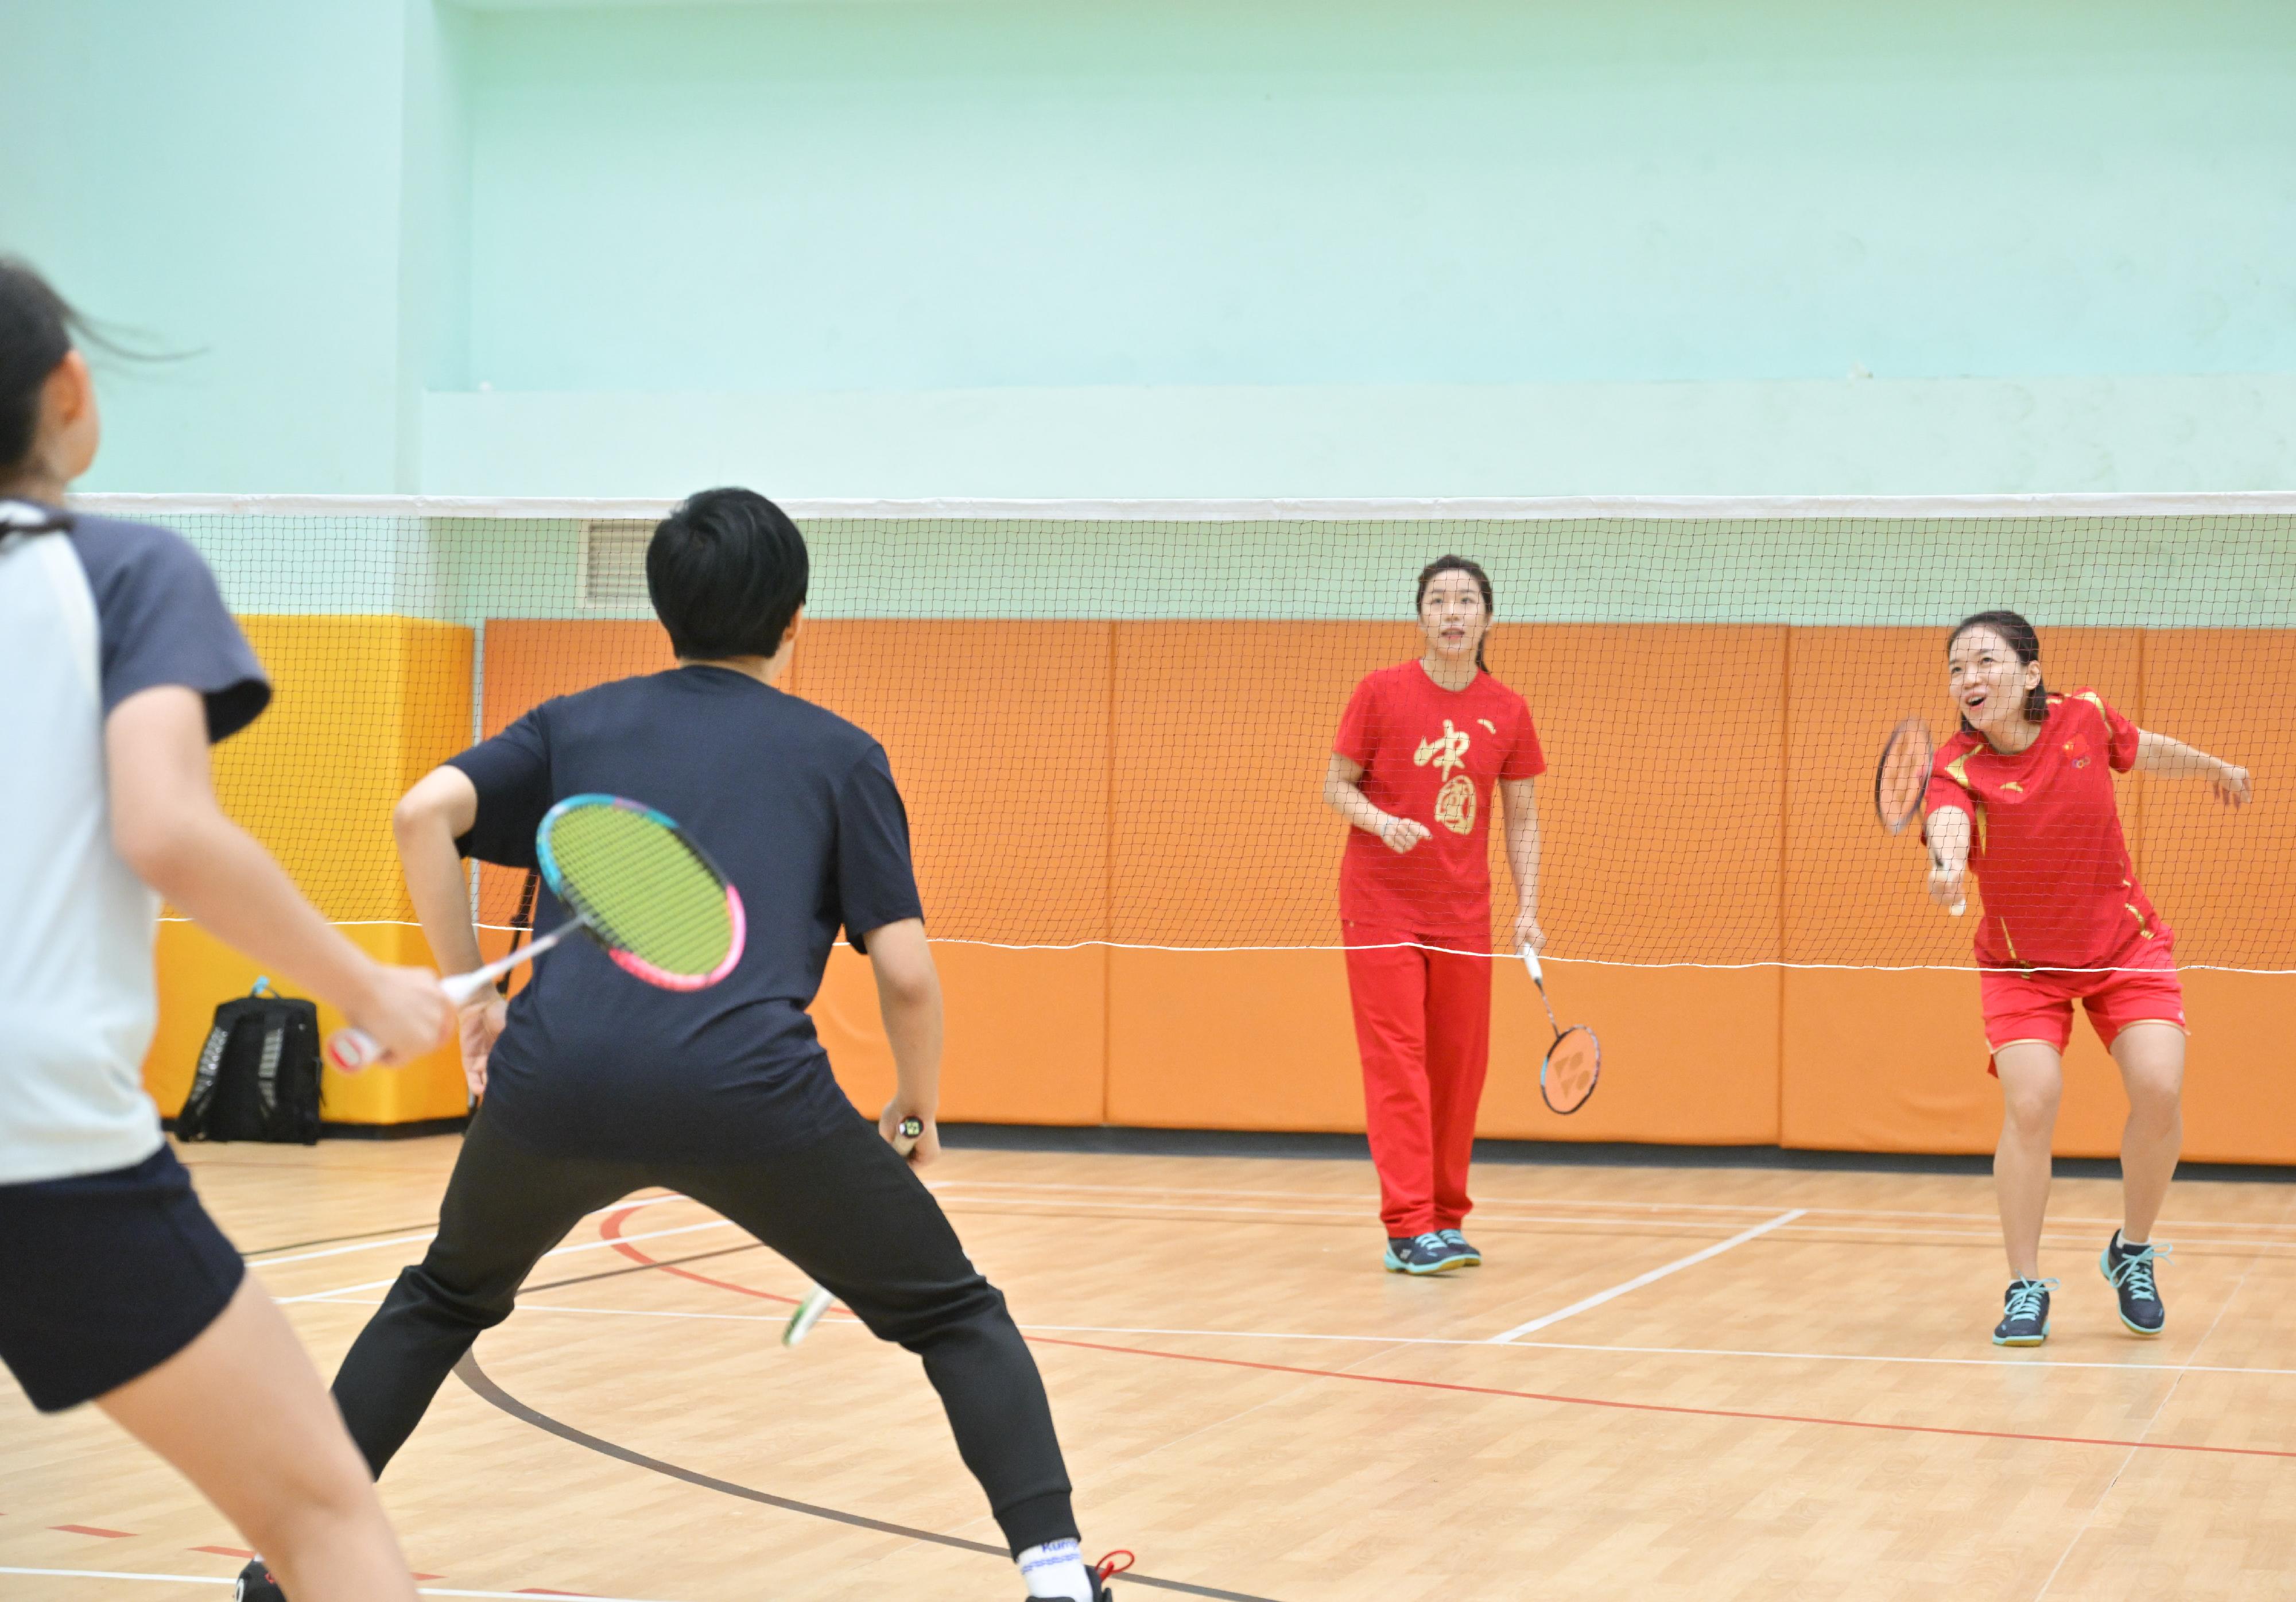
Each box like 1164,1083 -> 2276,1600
1416,554 -> 1495,673
0,259 -> 78,488
1949,609 -> 2049,731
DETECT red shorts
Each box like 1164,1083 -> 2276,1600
1980,945 -> 2185,1071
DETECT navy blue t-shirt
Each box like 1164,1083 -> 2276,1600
448,666 -> 923,1162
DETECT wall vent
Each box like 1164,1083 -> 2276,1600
578,520 -> 653,610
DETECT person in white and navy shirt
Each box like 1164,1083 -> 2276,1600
0,258 -> 450,1602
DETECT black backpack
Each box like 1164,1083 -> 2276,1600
176,979 -> 323,1144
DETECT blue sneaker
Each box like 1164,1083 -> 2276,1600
1437,1228 -> 1482,1267
1384,1233 -> 1466,1274
2101,1232 -> 2171,1336
1992,1278 -> 2057,1346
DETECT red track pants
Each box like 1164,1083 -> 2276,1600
1343,926 -> 1492,1239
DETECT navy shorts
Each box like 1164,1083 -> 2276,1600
0,1145 -> 246,1412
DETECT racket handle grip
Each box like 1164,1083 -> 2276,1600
1519,943 -> 1543,985
326,1026 -> 382,1074
893,1115 -> 924,1155
1950,900 -> 1967,917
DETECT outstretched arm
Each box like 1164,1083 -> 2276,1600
109,686 -> 452,1065
1324,752 -> 1429,854
2136,730 -> 2251,806
391,764 -> 498,1095
1500,777 -> 1542,951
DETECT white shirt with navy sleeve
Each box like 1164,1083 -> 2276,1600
0,501 -> 269,1186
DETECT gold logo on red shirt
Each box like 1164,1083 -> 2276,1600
1415,720 -> 1477,835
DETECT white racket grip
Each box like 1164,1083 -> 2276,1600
1520,943 -> 1543,986
1950,899 -> 1967,917
323,929 -> 569,1073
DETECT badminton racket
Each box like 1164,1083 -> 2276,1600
328,794 -> 746,1070
782,1116 -> 924,1348
1874,717 -> 1964,916
1523,945 -> 1600,1115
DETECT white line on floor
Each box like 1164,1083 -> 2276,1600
1486,1209 -> 1808,1343
277,1212 -> 729,1304
295,1295 -> 2296,1380
0,1569 -> 678,1601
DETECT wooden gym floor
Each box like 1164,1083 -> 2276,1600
3,1135 -> 2293,1601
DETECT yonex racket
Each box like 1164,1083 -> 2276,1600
327,794 -> 746,1071
1522,945 -> 1600,1115
1874,717 -> 1965,916
782,1116 -> 925,1348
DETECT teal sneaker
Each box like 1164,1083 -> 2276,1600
1993,1278 -> 2057,1346
1437,1228 -> 1482,1267
1384,1233 -> 1465,1274
2100,1232 -> 2171,1336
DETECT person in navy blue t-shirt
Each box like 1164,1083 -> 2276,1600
267,489 -> 1115,1602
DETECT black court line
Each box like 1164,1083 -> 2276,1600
522,1242 -> 766,1295
455,1353 -> 1281,1602
242,1221 -> 439,1257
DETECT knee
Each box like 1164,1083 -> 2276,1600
391,1263 -> 515,1332
2001,1087 -> 2060,1136
866,1275 -> 1012,1351
2124,1071 -> 2183,1123
227,1436 -> 380,1558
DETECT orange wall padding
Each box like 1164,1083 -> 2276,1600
160,614 -> 2286,1158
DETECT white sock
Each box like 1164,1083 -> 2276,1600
1017,1538 -> 1094,1601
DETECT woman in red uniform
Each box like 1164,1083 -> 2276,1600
1324,556 -> 1545,1275
1923,611 -> 2249,1347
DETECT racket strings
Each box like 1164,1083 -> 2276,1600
1876,720 -> 1936,833
545,804 -> 735,978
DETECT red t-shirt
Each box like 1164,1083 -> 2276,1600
1334,661 -> 1546,935
1923,689 -> 2167,972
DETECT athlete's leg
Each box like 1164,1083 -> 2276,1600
1422,940 -> 1494,1232
2109,1021 -> 2185,1244
1344,930 -> 1435,1238
1992,1042 -> 2064,1283
100,1277 -> 414,1602
331,1111 -> 641,1475
669,1117 -> 1076,1557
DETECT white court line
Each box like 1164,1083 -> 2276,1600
278,1210 -> 726,1304
303,1295 -> 2296,1380
929,1179 -> 2296,1235
1487,1209 -> 1808,1343
0,1569 -> 678,1601
250,1194 -> 687,1273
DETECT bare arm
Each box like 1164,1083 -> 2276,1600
2135,729 -> 2251,805
1925,806 -> 1972,909
1323,752 -> 1428,855
864,918 -> 943,1166
1500,777 -> 1543,952
390,765 -> 499,1097
107,686 -> 451,1064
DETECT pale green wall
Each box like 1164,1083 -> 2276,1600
141,509 -> 2296,627
6,0 -> 2294,495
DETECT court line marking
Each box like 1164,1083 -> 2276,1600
1023,1334 -> 2296,1461
254,1195 -> 682,1275
588,1209 -> 2296,1463
277,1207 -> 718,1304
453,1354 -> 1282,1602
0,1569 -> 677,1601
303,1294 -> 2296,1380
1487,1209 -> 1808,1342
926,1180 -> 2296,1233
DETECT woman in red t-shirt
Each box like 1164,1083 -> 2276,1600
1323,556 -> 1546,1275
1922,611 -> 2249,1348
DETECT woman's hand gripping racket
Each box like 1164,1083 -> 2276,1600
327,794 -> 747,1071
1874,718 -> 1964,917
782,1116 -> 925,1348
1523,945 -> 1601,1114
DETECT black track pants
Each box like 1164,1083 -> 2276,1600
328,1108 -> 1077,1553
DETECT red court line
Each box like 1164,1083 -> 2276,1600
52,1526 -> 133,1539
596,1216 -> 2296,1465
191,1546 -> 254,1558
597,1207 -> 800,1306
